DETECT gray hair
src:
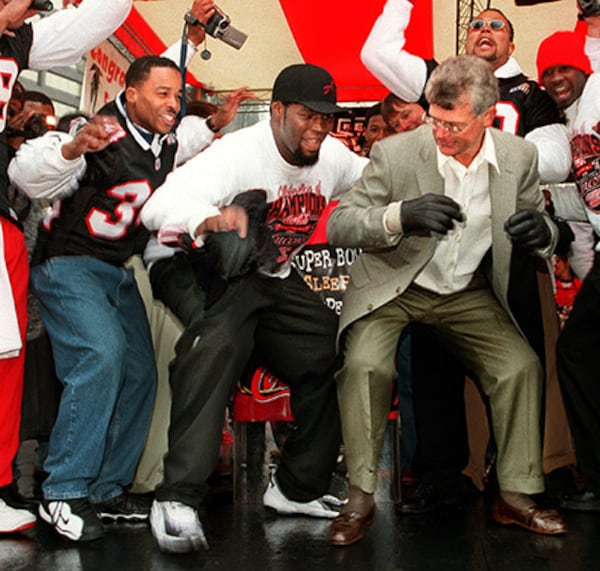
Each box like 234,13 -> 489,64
424,55 -> 499,116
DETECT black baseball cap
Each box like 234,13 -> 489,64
272,63 -> 345,115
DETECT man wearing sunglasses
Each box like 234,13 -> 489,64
360,0 -> 573,517
362,1 -> 570,185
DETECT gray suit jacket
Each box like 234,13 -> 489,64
327,125 -> 557,338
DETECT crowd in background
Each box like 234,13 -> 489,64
1,0 -> 600,557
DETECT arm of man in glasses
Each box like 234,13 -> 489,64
361,0 -> 431,103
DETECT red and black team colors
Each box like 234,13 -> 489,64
0,0 -> 133,537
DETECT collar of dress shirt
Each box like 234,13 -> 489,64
435,128 -> 500,179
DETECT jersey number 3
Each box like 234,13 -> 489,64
86,180 -> 151,239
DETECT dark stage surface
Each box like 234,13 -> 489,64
2,427 -> 599,571
3,497 -> 600,571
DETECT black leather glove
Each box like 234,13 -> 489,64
504,210 -> 551,249
401,194 -> 464,236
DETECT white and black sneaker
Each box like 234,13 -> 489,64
263,473 -> 345,519
0,499 -> 36,534
149,500 -> 209,553
39,498 -> 105,542
94,493 -> 151,522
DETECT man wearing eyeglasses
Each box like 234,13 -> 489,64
360,0 -> 573,517
327,54 -> 566,546
362,1 -> 570,184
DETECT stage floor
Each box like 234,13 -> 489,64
2,493 -> 600,571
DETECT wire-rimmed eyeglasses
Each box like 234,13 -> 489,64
422,112 -> 480,135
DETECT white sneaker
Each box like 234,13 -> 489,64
0,499 -> 36,534
263,475 -> 344,519
39,498 -> 104,542
149,500 -> 209,553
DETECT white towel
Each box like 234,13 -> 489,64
0,220 -> 23,359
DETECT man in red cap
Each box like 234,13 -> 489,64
537,29 -> 600,513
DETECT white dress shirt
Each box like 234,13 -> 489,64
412,130 -> 498,294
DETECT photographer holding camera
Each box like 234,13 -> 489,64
7,90 -> 55,157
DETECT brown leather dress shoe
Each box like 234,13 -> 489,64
492,497 -> 567,535
330,505 -> 375,546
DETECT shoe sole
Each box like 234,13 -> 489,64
263,503 -> 338,519
97,512 -> 149,522
154,533 -> 206,554
330,512 -> 375,546
491,509 -> 567,536
150,507 -> 209,553
263,492 -> 339,519
0,520 -> 36,534
39,503 -> 105,542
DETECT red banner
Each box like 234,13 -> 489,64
279,0 -> 433,101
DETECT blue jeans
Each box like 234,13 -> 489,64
31,256 -> 156,502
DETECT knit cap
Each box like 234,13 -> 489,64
536,30 -> 592,83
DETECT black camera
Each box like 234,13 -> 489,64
30,0 -> 54,11
185,7 -> 247,50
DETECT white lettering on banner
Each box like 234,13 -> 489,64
0,59 -> 19,133
293,247 -> 361,273
324,297 -> 344,316
294,248 -> 333,272
294,245 -> 362,315
335,247 -> 361,267
86,180 -> 151,239
88,47 -> 127,87
303,273 -> 351,293
495,101 -> 520,135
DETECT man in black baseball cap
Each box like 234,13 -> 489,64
272,63 -> 345,115
268,63 -> 347,167
141,61 -> 368,553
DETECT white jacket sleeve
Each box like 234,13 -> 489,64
29,0 -> 132,70
174,115 -> 215,166
8,132 -> 86,201
524,123 -> 572,184
544,183 -> 588,222
141,139 -> 235,238
161,38 -> 198,68
360,0 -> 428,102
